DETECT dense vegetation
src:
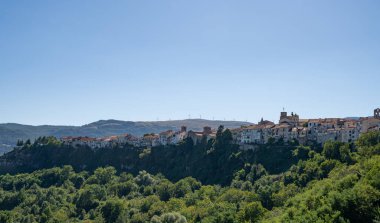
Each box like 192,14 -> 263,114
0,129 -> 379,222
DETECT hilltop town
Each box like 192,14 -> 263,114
60,108 -> 380,149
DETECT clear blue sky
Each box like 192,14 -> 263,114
1,0 -> 379,126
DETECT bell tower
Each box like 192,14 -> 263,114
375,108 -> 380,119
280,112 -> 287,120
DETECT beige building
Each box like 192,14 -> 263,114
360,109 -> 380,133
187,126 -> 216,145
240,125 -> 262,144
279,112 -> 299,126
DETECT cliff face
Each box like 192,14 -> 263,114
0,140 -> 297,186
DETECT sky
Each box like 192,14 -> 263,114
0,0 -> 379,126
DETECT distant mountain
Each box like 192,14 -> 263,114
344,117 -> 361,120
0,119 -> 251,154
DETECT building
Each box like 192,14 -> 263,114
187,126 -> 215,145
341,126 -> 360,143
272,123 -> 292,142
360,109 -> 380,133
279,112 -> 299,126
158,126 -> 187,146
240,125 -> 262,144
231,128 -> 243,144
159,130 -> 174,146
375,108 -> 380,119
117,134 -> 140,147
141,134 -> 160,147
262,124 -> 275,143
171,126 -> 188,144
361,117 -> 380,133
258,118 -> 274,126
61,136 -> 100,149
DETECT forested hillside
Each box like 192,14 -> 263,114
0,127 -> 299,185
0,130 -> 379,222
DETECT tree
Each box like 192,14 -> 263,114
172,180 -> 191,198
25,139 -> 31,146
76,185 -> 106,211
356,131 -> 380,148
0,211 -> 13,223
238,201 -> 266,223
153,212 -> 187,223
135,170 -> 155,186
356,131 -> 380,156
292,145 -> 311,160
101,199 -> 125,223
222,129 -> 233,143
156,181 -> 173,201
323,140 -> 351,162
246,164 -> 267,183
213,126 -> 234,151
16,140 -> 23,146
216,126 -> 224,139
93,167 -> 116,185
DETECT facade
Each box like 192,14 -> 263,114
159,130 -> 174,146
158,126 -> 187,146
231,128 -> 244,144
187,126 -> 216,145
279,112 -> 299,126
240,125 -> 262,144
361,117 -> 380,133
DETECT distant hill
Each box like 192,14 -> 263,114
344,117 -> 361,120
0,119 -> 251,154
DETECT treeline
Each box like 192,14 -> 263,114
0,130 -> 379,222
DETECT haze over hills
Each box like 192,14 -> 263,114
0,119 -> 251,154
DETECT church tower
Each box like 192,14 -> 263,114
375,108 -> 380,119
280,112 -> 287,120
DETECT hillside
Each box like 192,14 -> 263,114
0,130 -> 379,222
0,119 -> 251,154
0,129 -> 297,185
